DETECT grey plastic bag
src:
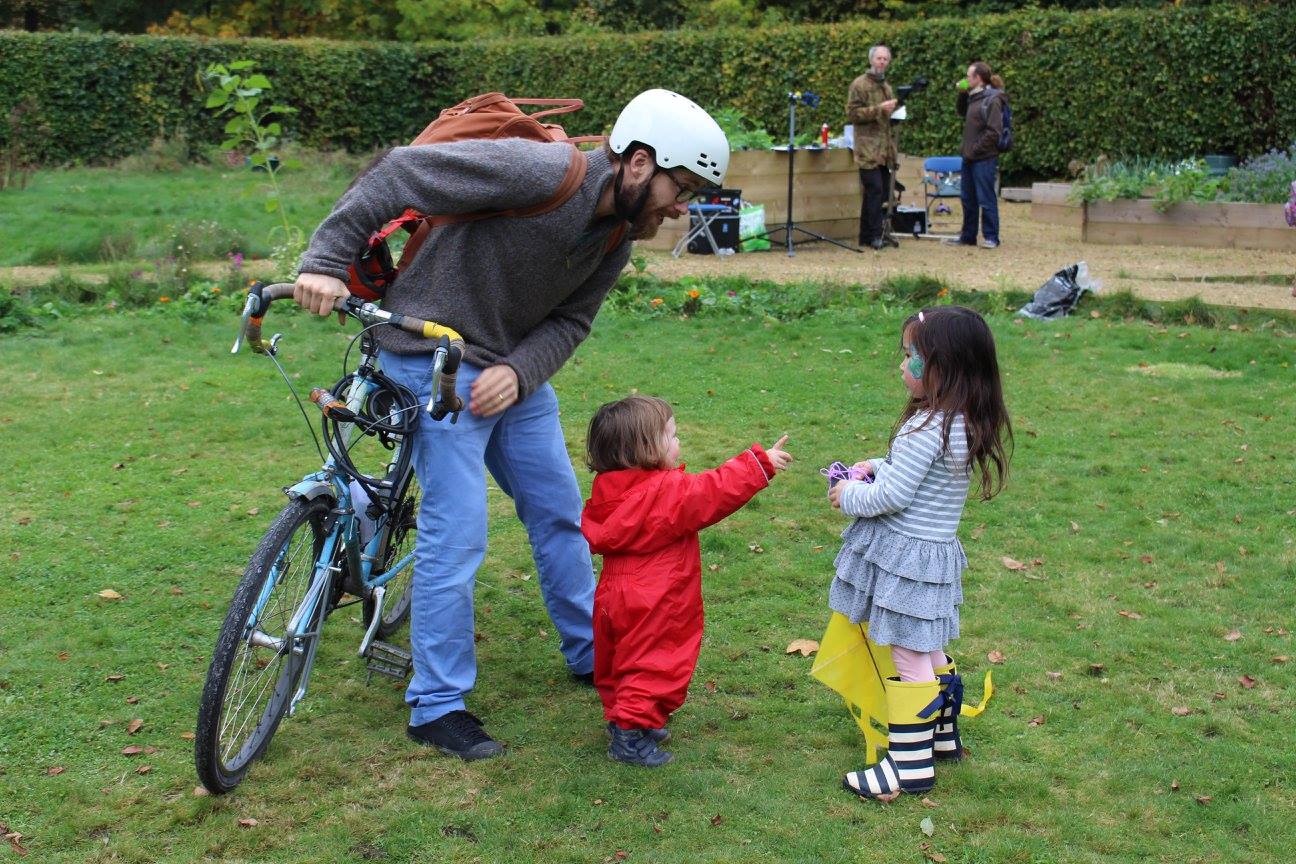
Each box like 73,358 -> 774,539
1018,261 -> 1100,320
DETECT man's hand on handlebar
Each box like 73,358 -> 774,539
294,273 -> 350,323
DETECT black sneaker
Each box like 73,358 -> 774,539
607,724 -> 673,767
606,721 -> 669,744
407,710 -> 505,761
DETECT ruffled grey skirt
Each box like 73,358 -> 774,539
828,517 -> 965,652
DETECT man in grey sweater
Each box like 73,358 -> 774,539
293,90 -> 729,760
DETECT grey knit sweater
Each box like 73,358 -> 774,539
297,139 -> 632,398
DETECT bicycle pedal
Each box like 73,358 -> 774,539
365,640 -> 413,682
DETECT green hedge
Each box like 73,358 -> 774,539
3,3 -> 1294,178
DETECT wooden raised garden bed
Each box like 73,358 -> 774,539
1081,199 -> 1295,251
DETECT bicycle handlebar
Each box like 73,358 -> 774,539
233,281 -> 465,421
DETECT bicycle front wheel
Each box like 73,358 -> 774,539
195,496 -> 331,794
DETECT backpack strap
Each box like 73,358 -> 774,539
395,144 -> 591,270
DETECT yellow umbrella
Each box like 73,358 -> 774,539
810,612 -> 994,763
809,612 -> 896,763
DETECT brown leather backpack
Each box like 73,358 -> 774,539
346,93 -> 622,301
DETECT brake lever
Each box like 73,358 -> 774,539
231,294 -> 258,354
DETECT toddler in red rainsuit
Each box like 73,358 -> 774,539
581,395 -> 793,766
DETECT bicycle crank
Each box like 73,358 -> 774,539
365,641 -> 413,682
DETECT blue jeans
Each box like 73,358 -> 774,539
380,350 -> 595,725
959,156 -> 999,244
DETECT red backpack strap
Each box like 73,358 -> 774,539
396,145 -> 588,269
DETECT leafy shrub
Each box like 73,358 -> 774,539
710,107 -> 775,152
1220,144 -> 1296,204
4,4 -> 1296,180
1070,157 -> 1224,210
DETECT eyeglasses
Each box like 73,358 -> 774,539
660,170 -> 701,203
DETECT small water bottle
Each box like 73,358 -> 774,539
820,123 -> 830,146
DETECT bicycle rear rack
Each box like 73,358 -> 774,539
365,640 -> 413,682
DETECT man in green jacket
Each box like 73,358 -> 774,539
847,44 -> 899,250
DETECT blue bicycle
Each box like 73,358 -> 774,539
195,282 -> 463,794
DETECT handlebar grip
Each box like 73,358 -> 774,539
243,282 -> 310,352
438,341 -> 465,414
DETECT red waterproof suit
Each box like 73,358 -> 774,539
581,445 -> 774,729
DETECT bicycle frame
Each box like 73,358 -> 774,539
243,338 -> 449,716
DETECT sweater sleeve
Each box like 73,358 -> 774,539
502,234 -> 632,398
635,445 -> 774,547
297,140 -> 569,281
841,419 -> 942,517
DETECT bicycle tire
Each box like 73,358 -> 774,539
195,496 -> 332,794
364,477 -> 419,638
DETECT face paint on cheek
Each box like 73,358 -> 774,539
907,353 -> 924,379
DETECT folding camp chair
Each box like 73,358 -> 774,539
922,156 -> 963,220
672,202 -> 732,257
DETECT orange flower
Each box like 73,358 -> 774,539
211,287 -> 221,294
159,296 -> 172,303
937,287 -> 949,299
650,297 -> 663,307
687,289 -> 700,299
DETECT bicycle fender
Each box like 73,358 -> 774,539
284,479 -> 335,503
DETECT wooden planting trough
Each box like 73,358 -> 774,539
1080,199 -> 1295,251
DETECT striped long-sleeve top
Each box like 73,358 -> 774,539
840,410 -> 970,541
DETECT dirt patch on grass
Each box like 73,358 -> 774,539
645,202 -> 1296,311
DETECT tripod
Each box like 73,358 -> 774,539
757,92 -> 862,257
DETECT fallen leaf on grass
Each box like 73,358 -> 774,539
1118,610 -> 1143,620
1195,796 -> 1212,806
1212,692 -> 1227,701
97,589 -> 123,601
920,843 -> 947,863
1171,706 -> 1191,716
1170,780 -> 1180,791
46,766 -> 65,776
193,786 -> 209,797
2,825 -> 28,857
1046,671 -> 1062,681
105,674 -> 123,683
970,524 -> 985,540
1069,521 -> 1080,533
125,696 -> 139,705
121,745 -> 143,756
1272,656 -> 1289,664
710,814 -> 723,827
987,650 -> 1005,664
920,797 -> 939,809
785,639 -> 819,657
1028,715 -> 1045,727
920,816 -> 935,837
127,719 -> 143,735
169,586 -> 183,596
704,680 -> 717,693
747,543 -> 764,554
56,651 -> 69,662
1239,675 -> 1256,689
246,507 -> 260,516
1223,630 -> 1242,642
1001,556 -> 1025,571
180,731 -> 196,741
1088,663 -> 1106,676
1138,555 -> 1153,565
238,818 -> 258,828
136,765 -> 152,775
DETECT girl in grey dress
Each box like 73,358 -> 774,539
828,305 -> 1012,802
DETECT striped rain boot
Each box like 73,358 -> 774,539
933,656 -> 964,761
843,678 -> 943,801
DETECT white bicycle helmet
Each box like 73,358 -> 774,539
608,89 -> 729,185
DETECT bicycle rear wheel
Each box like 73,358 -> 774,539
195,496 -> 331,793
364,477 -> 419,638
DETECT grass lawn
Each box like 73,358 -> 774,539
0,302 -> 1293,863
0,154 -> 363,268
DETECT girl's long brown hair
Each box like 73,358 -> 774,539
585,395 -> 673,473
893,306 -> 1012,500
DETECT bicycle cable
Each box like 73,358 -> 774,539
265,345 -> 327,463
